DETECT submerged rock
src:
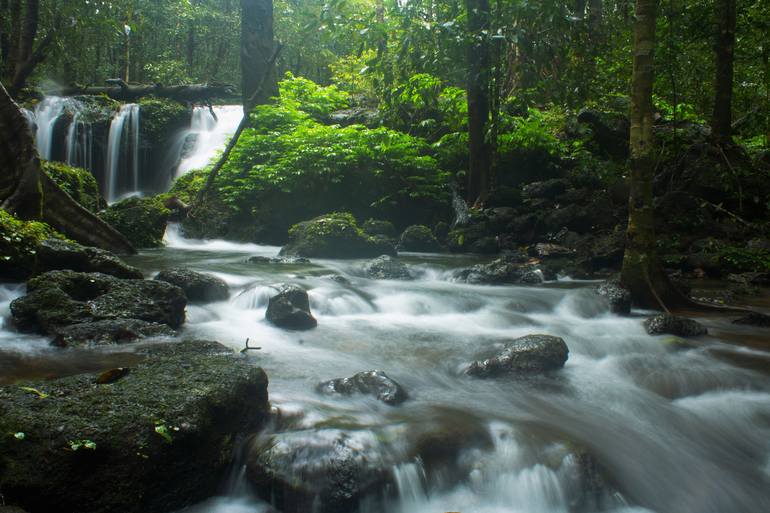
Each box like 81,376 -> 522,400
732,312 -> 770,328
643,314 -> 708,337
317,370 -> 408,405
246,429 -> 394,513
51,319 -> 176,348
11,270 -> 186,334
265,284 -> 317,330
154,268 -> 229,303
398,224 -> 442,252
36,238 -> 143,279
280,213 -> 396,259
596,279 -> 631,315
466,334 -> 569,377
362,255 -> 413,281
0,340 -> 270,513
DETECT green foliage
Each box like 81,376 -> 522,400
383,74 -> 466,138
98,197 -> 170,249
0,209 -> 65,279
278,72 -> 350,120
498,108 -> 563,157
653,95 -> 705,123
43,161 -> 103,212
68,439 -> 97,451
719,245 -> 770,272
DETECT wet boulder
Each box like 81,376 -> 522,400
577,108 -> 630,159
36,238 -> 143,279
362,255 -> 413,281
10,271 -> 186,334
265,284 -> 317,330
466,334 -> 569,377
317,370 -> 408,405
530,242 -> 575,259
51,319 -> 176,348
280,213 -> 396,259
362,219 -> 397,239
0,340 -> 270,513
522,178 -> 569,200
596,279 -> 632,315
246,429 -> 395,513
732,312 -> 770,328
454,253 -> 551,285
643,314 -> 708,337
154,268 -> 229,303
247,255 -> 311,264
398,225 -> 442,252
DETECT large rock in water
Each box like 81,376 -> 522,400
154,268 -> 229,303
0,340 -> 270,513
643,314 -> 708,337
279,213 -> 396,259
454,253 -> 552,285
596,279 -> 631,315
466,334 -> 569,377
246,429 -> 395,513
362,255 -> 413,280
10,271 -> 186,334
36,238 -> 143,279
317,370 -> 408,405
265,284 -> 317,330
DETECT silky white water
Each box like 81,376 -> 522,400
3,227 -> 770,513
105,103 -> 141,203
175,105 -> 242,177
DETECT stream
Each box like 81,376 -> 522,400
3,226 -> 767,512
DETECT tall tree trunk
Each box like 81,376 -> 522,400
0,82 -> 135,254
620,0 -> 686,310
241,0 -> 277,113
4,0 -> 21,81
711,0 -> 736,143
465,0 -> 492,206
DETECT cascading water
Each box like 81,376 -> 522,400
33,96 -> 73,160
105,103 -> 141,203
65,112 -> 94,172
174,105 -> 242,177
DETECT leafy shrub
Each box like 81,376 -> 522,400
278,72 -> 350,120
138,97 -> 191,142
43,161 -> 103,212
0,209 -> 64,279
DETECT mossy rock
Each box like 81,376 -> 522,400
43,161 -> 104,212
398,224 -> 442,252
0,209 -> 66,281
0,340 -> 269,513
99,197 -> 170,248
137,97 -> 191,143
280,212 -> 396,259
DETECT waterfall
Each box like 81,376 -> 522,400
175,105 -> 242,177
34,96 -> 71,160
105,104 -> 141,203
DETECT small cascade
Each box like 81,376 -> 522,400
175,105 -> 242,177
33,96 -> 73,160
105,104 -> 141,203
65,112 -> 94,171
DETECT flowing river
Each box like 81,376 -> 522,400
2,226 -> 770,513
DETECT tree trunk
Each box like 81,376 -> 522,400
3,0 -> 21,81
465,0 -> 492,206
620,0 -> 687,310
711,0 -> 736,143
0,82 -> 135,254
588,0 -> 603,32
241,0 -> 277,112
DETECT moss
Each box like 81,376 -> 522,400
138,97 -> 191,142
98,197 -> 170,248
0,209 -> 65,280
398,224 -> 442,252
280,212 -> 396,258
43,161 -> 103,212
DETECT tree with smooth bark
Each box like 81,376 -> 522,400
711,0 -> 736,143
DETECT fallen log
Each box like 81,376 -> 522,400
0,81 -> 136,255
45,82 -> 238,102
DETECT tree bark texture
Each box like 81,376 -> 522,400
0,82 -> 135,254
241,0 -> 277,112
711,0 -> 736,142
620,0 -> 688,310
465,0 -> 492,206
